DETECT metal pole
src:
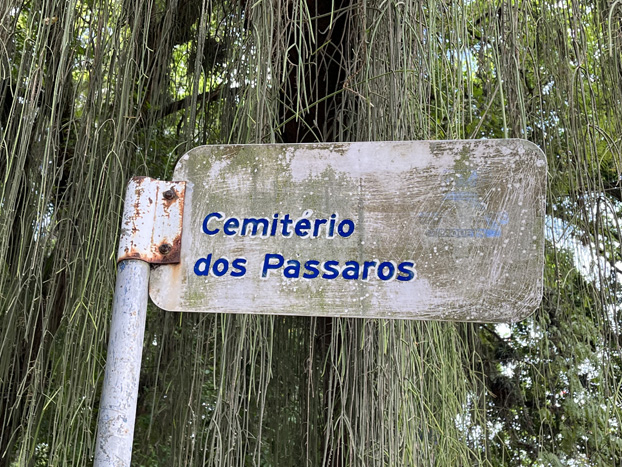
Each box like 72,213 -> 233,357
94,259 -> 150,466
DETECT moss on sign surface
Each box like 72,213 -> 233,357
150,140 -> 546,322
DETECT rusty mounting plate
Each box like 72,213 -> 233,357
117,176 -> 186,264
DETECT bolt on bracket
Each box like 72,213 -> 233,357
117,176 -> 186,264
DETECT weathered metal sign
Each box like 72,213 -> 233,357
149,140 -> 546,322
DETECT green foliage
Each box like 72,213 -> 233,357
474,247 -> 622,465
1,0 -> 621,465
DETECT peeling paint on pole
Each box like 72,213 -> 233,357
94,260 -> 150,466
149,140 -> 546,322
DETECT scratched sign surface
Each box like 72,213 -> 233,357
149,140 -> 546,322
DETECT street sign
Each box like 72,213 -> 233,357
149,140 -> 546,322
97,139 -> 546,465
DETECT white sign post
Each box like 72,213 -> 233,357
95,139 -> 546,466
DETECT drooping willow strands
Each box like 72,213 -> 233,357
1,0 -> 621,465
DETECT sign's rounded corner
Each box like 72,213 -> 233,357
509,300 -> 542,324
148,288 -> 178,313
173,145 -> 213,174
514,138 -> 547,160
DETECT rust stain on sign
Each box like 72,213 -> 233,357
149,140 -> 546,322
117,177 -> 186,264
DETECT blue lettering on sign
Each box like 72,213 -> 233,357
212,258 -> 229,277
294,218 -> 311,237
262,253 -> 284,278
337,219 -> 355,238
321,261 -> 340,279
195,210 -> 421,283
442,170 -> 487,209
418,210 -> 509,238
377,261 -> 396,281
223,217 -> 239,235
201,210 -> 355,239
303,260 -> 320,279
194,254 -> 248,277
361,261 -> 377,280
202,212 -> 224,235
342,261 -> 360,280
444,191 -> 479,202
231,258 -> 247,277
397,262 -> 416,281
425,228 -> 501,238
195,254 -> 418,282
256,255 -> 417,282
242,218 -> 270,236
284,260 -> 301,278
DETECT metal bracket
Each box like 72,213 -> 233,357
117,176 -> 186,264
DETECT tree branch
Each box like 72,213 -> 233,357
160,86 -> 223,119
